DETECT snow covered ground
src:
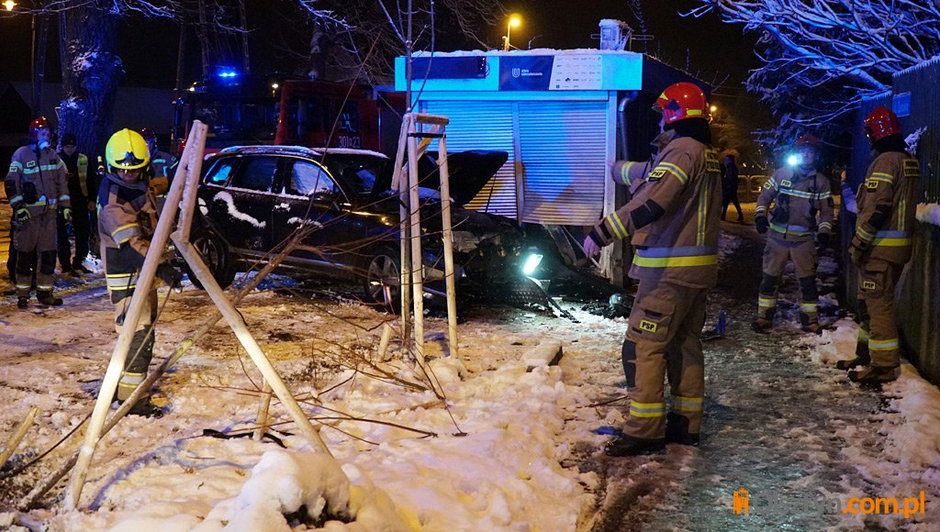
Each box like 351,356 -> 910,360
1,222 -> 940,530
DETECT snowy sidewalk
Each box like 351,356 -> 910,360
0,221 -> 938,530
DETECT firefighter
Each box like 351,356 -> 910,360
56,133 -> 94,274
4,117 -> 70,308
583,82 -> 722,456
752,134 -> 834,333
838,106 -> 919,385
98,128 -> 181,416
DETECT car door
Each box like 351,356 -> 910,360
202,155 -> 279,253
271,157 -> 362,272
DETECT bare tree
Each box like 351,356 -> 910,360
689,1 -> 940,136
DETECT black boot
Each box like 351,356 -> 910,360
37,291 -> 63,306
604,434 -> 665,456
72,261 -> 93,274
17,297 -> 29,309
836,343 -> 871,370
849,366 -> 898,385
665,412 -> 700,446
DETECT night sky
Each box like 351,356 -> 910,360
1,1 -> 757,88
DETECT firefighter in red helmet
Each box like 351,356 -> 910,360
752,133 -> 834,333
836,106 -> 919,384
4,117 -> 71,308
584,81 -> 722,455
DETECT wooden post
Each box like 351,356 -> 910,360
0,406 -> 39,469
436,134 -> 459,358
253,380 -> 273,441
406,123 -> 426,364
392,115 -> 413,340
65,122 -> 207,510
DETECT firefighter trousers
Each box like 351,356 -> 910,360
857,258 -> 904,369
113,289 -> 158,401
13,212 -> 58,297
621,280 -> 707,441
757,236 -> 818,325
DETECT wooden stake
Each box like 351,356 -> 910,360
406,124 -> 426,365
0,406 -> 39,469
253,380 -> 273,441
436,134 -> 459,358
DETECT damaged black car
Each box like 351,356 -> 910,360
188,145 -> 567,308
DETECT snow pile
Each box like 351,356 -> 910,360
803,318 -> 857,365
193,449 -> 411,531
916,203 -> 940,228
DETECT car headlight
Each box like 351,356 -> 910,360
521,252 -> 543,277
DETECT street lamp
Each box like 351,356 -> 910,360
3,1 -> 16,11
503,14 -> 522,51
709,104 -> 718,113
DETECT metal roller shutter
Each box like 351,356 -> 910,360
421,100 -> 517,218
518,101 -> 608,225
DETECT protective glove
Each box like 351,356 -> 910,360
156,263 -> 183,291
149,176 -> 169,197
14,206 -> 30,223
848,236 -> 868,265
755,216 -> 769,234
816,232 -> 830,249
583,235 -> 600,258
62,207 -> 73,223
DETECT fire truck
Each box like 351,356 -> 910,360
172,72 -> 403,155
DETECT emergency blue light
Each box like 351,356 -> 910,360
217,69 -> 239,79
786,154 -> 801,167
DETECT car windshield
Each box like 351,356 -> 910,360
320,155 -> 390,198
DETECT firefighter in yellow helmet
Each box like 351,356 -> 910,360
97,128 -> 181,416
584,82 -> 722,455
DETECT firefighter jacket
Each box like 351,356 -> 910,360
98,171 -> 159,261
853,151 -> 919,264
588,136 -> 722,289
5,145 -> 70,218
755,166 -> 834,242
59,150 -> 92,199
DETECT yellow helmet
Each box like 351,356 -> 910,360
106,128 -> 150,170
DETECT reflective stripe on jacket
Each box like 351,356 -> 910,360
756,166 -> 834,242
590,136 -> 722,289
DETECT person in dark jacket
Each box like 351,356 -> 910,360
57,133 -> 95,274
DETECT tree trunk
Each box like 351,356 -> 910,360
58,3 -> 122,166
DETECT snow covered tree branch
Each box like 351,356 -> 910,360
690,0 -> 940,135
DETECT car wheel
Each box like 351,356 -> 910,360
187,228 -> 235,290
364,248 -> 401,311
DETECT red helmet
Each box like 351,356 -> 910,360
656,82 -> 708,124
795,134 -> 821,148
139,127 -> 158,145
864,106 -> 900,141
29,116 -> 49,142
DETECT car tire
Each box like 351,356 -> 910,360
364,247 -> 401,312
187,227 -> 236,290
